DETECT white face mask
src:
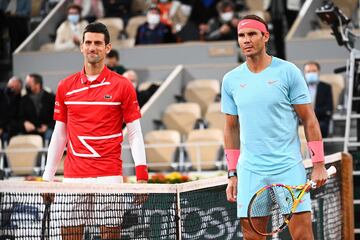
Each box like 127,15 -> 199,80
220,12 -> 234,22
147,14 -> 160,25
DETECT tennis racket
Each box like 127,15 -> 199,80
247,166 -> 336,236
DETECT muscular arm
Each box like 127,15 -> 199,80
293,104 -> 327,187
224,114 -> 240,149
224,114 -> 240,202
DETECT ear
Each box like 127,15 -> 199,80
263,31 -> 270,43
105,43 -> 112,55
80,43 -> 84,53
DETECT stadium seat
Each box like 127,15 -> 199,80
145,130 -> 181,171
5,135 -> 43,176
185,129 -> 223,171
162,102 -> 201,136
205,102 -> 225,131
184,79 -> 220,116
96,17 -> 124,41
320,74 -> 344,110
126,16 -> 147,39
138,81 -> 161,92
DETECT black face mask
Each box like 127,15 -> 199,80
5,87 -> 16,96
25,85 -> 33,95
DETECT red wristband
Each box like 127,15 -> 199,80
307,141 -> 324,163
225,149 -> 240,171
135,165 -> 148,181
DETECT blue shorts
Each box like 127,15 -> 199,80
236,162 -> 311,218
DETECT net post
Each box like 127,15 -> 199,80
176,185 -> 182,240
341,152 -> 355,240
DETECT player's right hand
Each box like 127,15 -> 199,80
226,177 -> 237,202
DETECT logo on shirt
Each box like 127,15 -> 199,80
267,80 -> 278,85
240,84 -> 247,88
104,94 -> 112,100
55,101 -> 60,106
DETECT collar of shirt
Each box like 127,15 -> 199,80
80,65 -> 110,85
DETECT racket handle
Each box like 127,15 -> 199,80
310,166 -> 337,188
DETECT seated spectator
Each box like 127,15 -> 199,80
106,49 -> 127,74
151,0 -> 191,33
204,0 -> 239,41
0,76 -> 23,143
135,5 -> 176,45
303,61 -> 333,138
123,70 -> 159,107
54,4 -> 88,51
73,0 -> 104,23
19,74 -> 55,143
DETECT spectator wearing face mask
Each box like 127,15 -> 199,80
303,61 -> 333,138
204,0 -> 239,41
18,74 -> 55,143
135,5 -> 176,45
54,4 -> 88,51
0,76 -> 23,142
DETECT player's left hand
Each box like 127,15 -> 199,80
311,162 -> 327,188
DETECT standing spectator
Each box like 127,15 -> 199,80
304,61 -> 333,138
54,4 -> 88,51
205,0 -> 239,41
106,49 -> 127,74
74,0 -> 104,23
19,73 -> 55,143
0,0 -> 31,53
0,76 -> 22,143
135,5 -> 176,45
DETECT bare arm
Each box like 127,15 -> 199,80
224,114 -> 240,202
293,104 -> 327,187
224,114 -> 240,149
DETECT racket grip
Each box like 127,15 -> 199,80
310,166 -> 337,188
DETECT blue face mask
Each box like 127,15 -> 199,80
305,72 -> 319,84
68,14 -> 80,24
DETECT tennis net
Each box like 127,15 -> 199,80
0,152 -> 353,240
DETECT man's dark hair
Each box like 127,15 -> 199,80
67,3 -> 82,14
304,61 -> 321,71
241,14 -> 269,33
107,49 -> 119,60
83,22 -> 110,45
216,0 -> 235,13
28,73 -> 43,88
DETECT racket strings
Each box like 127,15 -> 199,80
249,186 -> 294,234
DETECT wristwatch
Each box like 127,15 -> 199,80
228,171 -> 237,179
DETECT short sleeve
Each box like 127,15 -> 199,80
221,75 -> 238,115
53,80 -> 67,123
288,65 -> 311,105
121,80 -> 142,123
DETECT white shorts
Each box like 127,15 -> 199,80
56,176 -> 130,227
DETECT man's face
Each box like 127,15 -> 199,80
7,79 -> 22,95
237,28 -> 269,57
80,32 -> 111,65
304,64 -> 319,74
25,76 -> 38,94
106,56 -> 118,68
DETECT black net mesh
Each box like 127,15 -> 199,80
0,160 -> 343,240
